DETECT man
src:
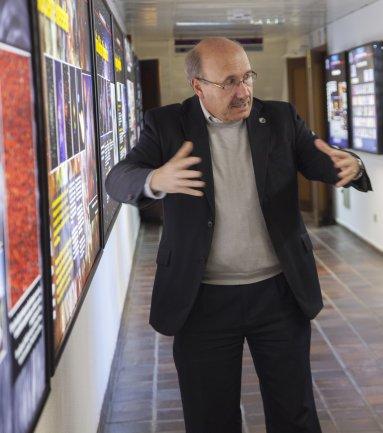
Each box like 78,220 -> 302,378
105,38 -> 372,433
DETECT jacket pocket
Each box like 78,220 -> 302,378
301,232 -> 313,252
156,248 -> 171,266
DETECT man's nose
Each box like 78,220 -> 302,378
234,80 -> 250,98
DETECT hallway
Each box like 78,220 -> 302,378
98,222 -> 383,433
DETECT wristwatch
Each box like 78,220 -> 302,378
352,157 -> 364,181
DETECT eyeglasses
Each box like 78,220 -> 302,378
195,70 -> 257,91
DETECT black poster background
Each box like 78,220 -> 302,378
0,0 -> 49,432
93,0 -> 120,239
112,19 -> 129,160
37,0 -> 101,358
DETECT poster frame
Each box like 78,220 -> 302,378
111,16 -> 129,161
32,0 -> 105,373
90,0 -> 122,248
0,2 -> 53,431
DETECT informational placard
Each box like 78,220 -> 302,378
93,0 -> 120,237
37,0 -> 101,357
0,0 -> 49,431
124,37 -> 137,148
325,52 -> 349,148
112,20 -> 129,160
348,42 -> 383,154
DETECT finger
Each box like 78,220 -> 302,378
338,165 -> 360,179
337,167 -> 355,179
176,156 -> 202,169
336,176 -> 354,187
334,158 -> 353,169
176,170 -> 203,179
173,141 -> 194,160
177,180 -> 205,188
315,139 -> 345,158
177,187 -> 204,197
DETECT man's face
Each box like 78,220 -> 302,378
193,47 -> 253,122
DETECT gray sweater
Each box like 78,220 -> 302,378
200,102 -> 281,285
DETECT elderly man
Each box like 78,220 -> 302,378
106,38 -> 372,433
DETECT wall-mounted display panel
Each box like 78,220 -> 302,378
93,0 -> 120,238
112,19 -> 128,160
325,52 -> 350,148
0,0 -> 49,430
37,0 -> 101,360
348,41 -> 383,154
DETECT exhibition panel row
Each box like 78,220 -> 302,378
0,0 -> 143,432
325,41 -> 383,154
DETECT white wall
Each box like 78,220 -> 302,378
326,0 -> 383,252
35,205 -> 140,433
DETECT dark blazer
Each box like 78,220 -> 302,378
105,95 -> 372,336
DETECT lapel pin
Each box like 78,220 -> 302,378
259,117 -> 266,124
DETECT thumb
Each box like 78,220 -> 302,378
314,138 -> 336,157
173,141 -> 194,160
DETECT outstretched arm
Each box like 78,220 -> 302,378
290,103 -> 372,192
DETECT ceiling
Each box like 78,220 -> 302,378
112,0 -> 379,41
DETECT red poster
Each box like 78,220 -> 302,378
0,47 -> 40,310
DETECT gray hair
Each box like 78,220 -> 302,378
184,46 -> 202,85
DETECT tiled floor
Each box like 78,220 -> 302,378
98,222 -> 383,433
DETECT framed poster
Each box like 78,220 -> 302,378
92,0 -> 120,240
134,55 -> 144,139
112,19 -> 129,160
124,37 -> 137,149
348,41 -> 383,154
325,52 -> 350,148
36,0 -> 101,363
0,0 -> 50,430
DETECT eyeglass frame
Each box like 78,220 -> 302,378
194,70 -> 257,91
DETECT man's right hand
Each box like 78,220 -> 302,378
149,141 -> 205,197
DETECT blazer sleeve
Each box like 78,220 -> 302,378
289,103 -> 372,192
105,109 -> 164,209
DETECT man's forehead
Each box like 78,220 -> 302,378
200,51 -> 251,78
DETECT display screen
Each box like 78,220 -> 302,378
93,0 -> 120,236
348,42 -> 383,153
37,0 -> 101,355
0,0 -> 48,431
113,20 -> 129,160
325,53 -> 349,148
124,37 -> 137,148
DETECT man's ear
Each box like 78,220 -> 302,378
191,78 -> 203,98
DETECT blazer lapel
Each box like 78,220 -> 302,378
246,99 -> 272,206
180,96 -> 215,218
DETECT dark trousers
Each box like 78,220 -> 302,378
173,272 -> 322,433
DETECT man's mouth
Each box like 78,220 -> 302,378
230,100 -> 250,109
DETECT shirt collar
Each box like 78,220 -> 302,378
199,99 -> 223,124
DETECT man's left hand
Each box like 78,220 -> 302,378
314,139 -> 361,188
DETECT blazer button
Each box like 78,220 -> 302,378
207,220 -> 214,228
